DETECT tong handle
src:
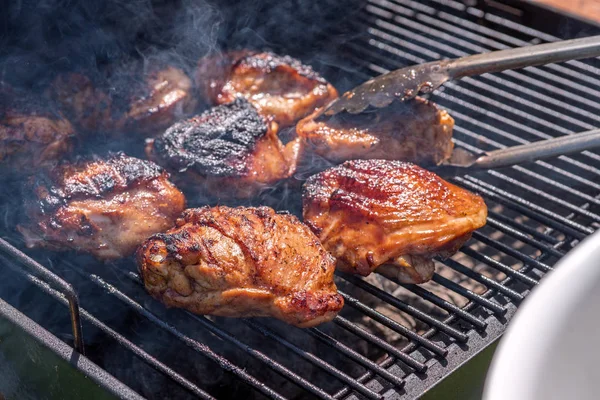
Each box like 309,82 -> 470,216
448,35 -> 600,79
474,128 -> 600,170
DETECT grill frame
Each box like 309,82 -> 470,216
1,1 -> 600,399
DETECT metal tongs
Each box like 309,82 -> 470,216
430,128 -> 600,178
323,35 -> 600,116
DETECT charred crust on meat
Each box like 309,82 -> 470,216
29,152 -> 166,214
151,98 -> 268,177
234,52 -> 327,84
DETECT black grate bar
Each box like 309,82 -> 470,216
487,210 -> 560,245
485,217 -> 565,258
458,177 -> 592,238
486,171 -> 600,221
337,293 -> 453,353
471,232 -> 553,272
452,128 -> 600,196
244,319 -> 383,400
450,111 -> 600,179
329,318 -> 426,371
335,314 -> 445,361
390,280 -> 487,329
85,274 -> 287,400
185,313 -> 336,400
307,327 -> 408,386
339,274 -> 470,340
438,257 -> 524,302
117,271 -> 336,400
460,247 -> 539,286
430,274 -> 505,314
376,0 -> 600,101
5,265 -> 215,400
0,239 -> 84,354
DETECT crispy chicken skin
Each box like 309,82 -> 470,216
147,98 -> 301,199
48,65 -> 196,137
137,206 -> 343,327
18,153 -> 186,260
297,97 -> 454,166
302,160 -> 487,284
0,84 -> 74,175
196,51 -> 338,127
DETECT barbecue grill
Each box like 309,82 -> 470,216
1,0 -> 599,399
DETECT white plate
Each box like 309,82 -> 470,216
483,230 -> 600,400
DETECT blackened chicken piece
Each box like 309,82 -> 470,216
137,206 -> 343,327
0,84 -> 74,176
48,64 -> 196,137
18,153 -> 186,260
147,98 -> 301,199
303,160 -> 487,284
297,97 -> 454,166
196,51 -> 338,127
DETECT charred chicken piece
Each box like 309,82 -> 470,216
197,51 -> 338,127
147,98 -> 301,199
18,153 -> 186,260
303,160 -> 487,284
0,84 -> 74,176
297,97 -> 454,166
48,64 -> 196,137
138,206 -> 343,327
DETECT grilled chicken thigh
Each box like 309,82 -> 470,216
18,153 -> 186,260
147,98 -> 300,199
138,206 -> 343,327
196,51 -> 338,127
303,160 -> 487,284
0,84 -> 74,176
48,64 -> 196,137
297,97 -> 454,166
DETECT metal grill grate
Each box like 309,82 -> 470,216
1,0 -> 599,399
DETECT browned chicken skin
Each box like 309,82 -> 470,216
0,84 -> 74,176
302,160 -> 487,284
147,98 -> 300,199
197,51 -> 338,127
48,64 -> 196,137
137,206 -> 343,327
18,153 -> 186,260
297,97 -> 454,166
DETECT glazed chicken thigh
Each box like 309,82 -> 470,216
137,206 -> 343,327
0,84 -> 74,176
147,98 -> 300,199
48,63 -> 196,137
197,51 -> 338,127
297,97 -> 454,166
303,160 -> 487,284
18,153 -> 186,260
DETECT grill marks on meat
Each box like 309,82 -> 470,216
48,64 -> 196,137
297,97 -> 454,166
18,153 -> 186,260
137,206 -> 343,327
148,98 -> 300,198
197,51 -> 338,127
0,84 -> 74,176
302,160 -> 487,284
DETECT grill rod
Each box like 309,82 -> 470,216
0,238 -> 85,355
325,34 -> 600,114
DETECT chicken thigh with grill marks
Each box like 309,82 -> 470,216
147,98 -> 301,199
302,160 -> 487,284
196,51 -> 338,127
0,84 -> 74,176
18,153 -> 186,260
297,97 -> 454,166
137,206 -> 343,327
